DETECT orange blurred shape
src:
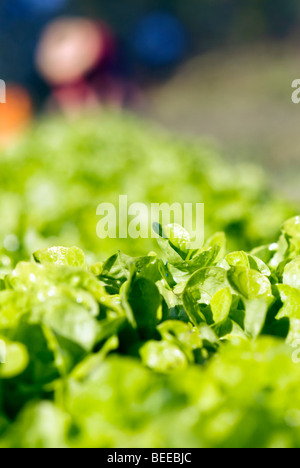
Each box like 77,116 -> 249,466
36,18 -> 105,86
0,85 -> 33,146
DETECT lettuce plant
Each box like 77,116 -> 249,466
0,217 -> 300,448
0,113 -> 296,264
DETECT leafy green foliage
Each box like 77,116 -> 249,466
0,95 -> 298,448
0,112 -> 296,265
0,217 -> 300,447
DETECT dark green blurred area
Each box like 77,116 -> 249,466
75,0 -> 300,43
2,0 -> 300,87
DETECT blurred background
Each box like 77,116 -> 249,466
0,0 -> 300,199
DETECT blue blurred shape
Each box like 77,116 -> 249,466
10,0 -> 67,16
131,12 -> 188,66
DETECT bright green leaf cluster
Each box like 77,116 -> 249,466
0,217 -> 300,447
